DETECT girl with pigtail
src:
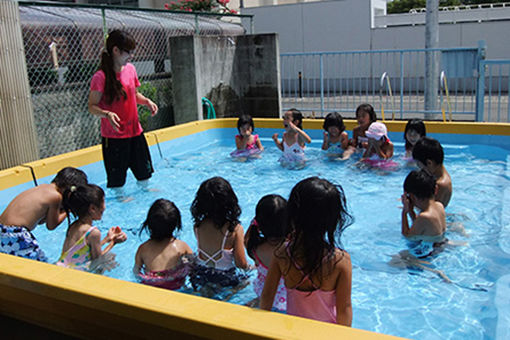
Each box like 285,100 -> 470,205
56,184 -> 127,271
244,194 -> 288,311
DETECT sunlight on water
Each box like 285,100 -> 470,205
28,131 -> 510,340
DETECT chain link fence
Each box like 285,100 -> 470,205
19,2 -> 248,158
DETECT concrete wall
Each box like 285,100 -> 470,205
170,34 -> 280,124
243,0 -> 371,53
242,0 -> 510,59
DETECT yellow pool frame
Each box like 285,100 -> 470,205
1,118 -> 509,339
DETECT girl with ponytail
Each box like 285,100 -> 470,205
244,194 -> 288,311
88,29 -> 158,188
57,184 -> 127,270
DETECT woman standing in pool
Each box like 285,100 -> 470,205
260,177 -> 353,326
88,29 -> 158,188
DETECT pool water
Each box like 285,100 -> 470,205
22,128 -> 510,339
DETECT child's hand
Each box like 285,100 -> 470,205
401,193 -> 411,213
113,231 -> 127,244
287,120 -> 298,131
272,133 -> 279,141
323,131 -> 328,141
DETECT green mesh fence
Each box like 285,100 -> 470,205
19,2 -> 249,158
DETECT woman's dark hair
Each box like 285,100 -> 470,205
246,195 -> 288,260
323,112 -> 345,132
287,108 -> 304,129
191,177 -> 241,232
52,167 -> 88,194
100,29 -> 136,104
404,170 -> 436,199
284,177 -> 352,284
63,184 -> 104,222
237,114 -> 255,133
355,103 -> 377,123
404,119 -> 426,150
140,199 -> 182,241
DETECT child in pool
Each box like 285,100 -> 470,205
134,199 -> 193,290
260,177 -> 353,326
401,170 -> 446,258
404,119 -> 426,159
234,114 -> 264,152
412,137 -> 452,208
343,103 -> 377,159
321,112 -> 349,158
0,167 -> 88,262
245,194 -> 288,311
57,184 -> 127,270
189,177 -> 249,293
272,109 -> 312,166
362,122 -> 394,160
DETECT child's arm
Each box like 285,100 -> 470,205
272,133 -> 283,151
45,193 -> 67,230
233,224 -> 249,269
90,227 -> 127,260
382,142 -> 394,159
255,135 -> 264,151
289,121 -> 311,144
321,132 -> 329,150
133,246 -> 144,276
349,127 -> 360,147
340,132 -> 350,150
235,135 -> 245,150
335,251 -> 353,326
259,256 -> 282,310
401,193 -> 417,237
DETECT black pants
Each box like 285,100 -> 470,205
102,134 -> 153,188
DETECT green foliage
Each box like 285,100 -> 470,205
387,0 -> 506,14
164,0 -> 237,14
137,82 -> 158,131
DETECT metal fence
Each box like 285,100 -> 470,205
18,1 -> 251,158
280,46 -> 485,121
477,60 -> 510,122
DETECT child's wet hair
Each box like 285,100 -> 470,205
355,103 -> 377,123
404,119 -> 426,149
246,194 -> 288,259
237,114 -> 255,133
191,177 -> 241,232
285,177 -> 352,280
287,108 -> 304,129
323,112 -> 345,132
64,184 -> 104,220
140,199 -> 182,241
404,170 -> 436,199
412,137 -> 444,165
52,167 -> 88,193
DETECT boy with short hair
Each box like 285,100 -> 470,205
401,170 -> 446,239
412,137 -> 452,208
0,167 -> 88,261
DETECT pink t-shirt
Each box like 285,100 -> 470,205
90,63 -> 143,139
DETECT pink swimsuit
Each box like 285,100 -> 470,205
285,247 -> 337,323
252,250 -> 287,311
138,261 -> 190,290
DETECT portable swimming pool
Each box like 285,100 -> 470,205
1,118 -> 509,339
